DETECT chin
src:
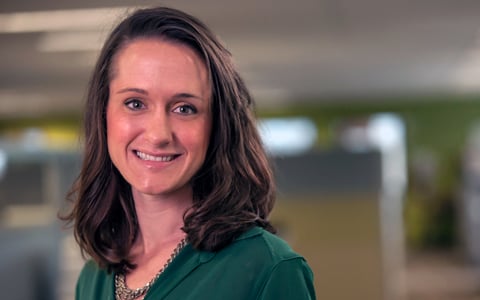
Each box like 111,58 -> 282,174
132,182 -> 191,198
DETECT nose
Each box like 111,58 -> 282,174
145,110 -> 173,146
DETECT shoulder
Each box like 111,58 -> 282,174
209,226 -> 310,278
230,226 -> 302,262
212,227 -> 316,299
77,260 -> 103,284
76,260 -> 114,300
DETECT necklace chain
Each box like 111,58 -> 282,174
115,238 -> 187,300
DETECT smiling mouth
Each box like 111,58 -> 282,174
135,151 -> 178,162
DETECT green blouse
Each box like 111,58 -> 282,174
76,227 -> 316,300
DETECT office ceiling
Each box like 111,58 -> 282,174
1,0 -> 480,117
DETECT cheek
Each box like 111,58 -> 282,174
106,110 -> 133,151
106,112 -> 119,145
106,118 -> 120,160
182,121 -> 211,155
198,119 -> 212,152
204,125 -> 212,152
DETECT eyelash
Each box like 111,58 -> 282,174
173,104 -> 197,114
125,98 -> 145,110
124,99 -> 197,115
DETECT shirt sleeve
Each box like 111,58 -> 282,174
76,260 -> 95,300
257,257 -> 316,300
75,260 -> 115,300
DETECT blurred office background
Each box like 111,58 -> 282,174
1,0 -> 480,299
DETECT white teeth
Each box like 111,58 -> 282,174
136,151 -> 174,162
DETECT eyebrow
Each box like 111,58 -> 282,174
116,88 -> 204,101
173,93 -> 204,101
116,87 -> 148,95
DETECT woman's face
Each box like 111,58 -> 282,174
106,38 -> 212,198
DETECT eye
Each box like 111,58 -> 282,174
173,104 -> 197,115
125,99 -> 145,110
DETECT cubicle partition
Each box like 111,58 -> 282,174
271,150 -> 406,300
0,150 -> 81,300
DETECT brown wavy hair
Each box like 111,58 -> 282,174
62,6 -> 276,273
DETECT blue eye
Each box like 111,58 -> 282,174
125,99 -> 145,110
173,104 -> 197,114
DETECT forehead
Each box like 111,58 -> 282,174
109,38 -> 213,103
110,37 -> 208,78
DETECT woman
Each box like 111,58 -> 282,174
64,6 -> 316,300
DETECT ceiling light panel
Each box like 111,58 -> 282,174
0,7 -> 133,33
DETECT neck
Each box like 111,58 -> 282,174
131,187 -> 192,254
